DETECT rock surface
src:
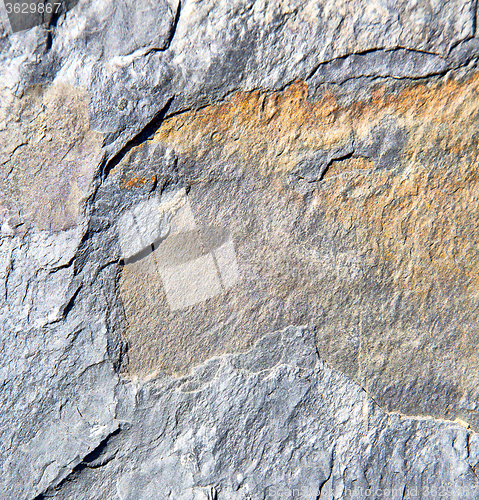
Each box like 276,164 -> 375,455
126,73 -> 479,431
35,328 -> 479,500
1,0 -> 479,499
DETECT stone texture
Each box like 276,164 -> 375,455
0,83 -> 102,231
119,73 -> 479,431
1,0 -> 479,498
34,328 -> 479,500
0,223 -> 122,499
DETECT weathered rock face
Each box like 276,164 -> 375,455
2,0 -> 479,499
0,83 -> 102,231
35,328 -> 479,500
119,74 -> 479,430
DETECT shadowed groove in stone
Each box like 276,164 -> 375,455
119,189 -> 239,313
154,226 -> 230,266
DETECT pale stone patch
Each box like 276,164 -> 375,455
159,253 -> 223,311
120,189 -> 239,311
213,237 -> 240,289
119,197 -> 166,261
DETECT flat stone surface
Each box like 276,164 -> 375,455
0,84 -> 102,231
118,74 -> 479,431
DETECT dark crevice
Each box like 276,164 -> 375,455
134,0 -> 181,56
101,96 -> 175,181
163,100 -> 209,122
32,427 -> 123,499
319,150 -> 355,181
333,63 -> 465,87
80,428 -> 121,468
159,45 -> 479,129
295,145 -> 360,183
44,10 -> 61,52
42,0 -> 79,52
473,0 -> 478,38
44,28 -> 54,53
306,43 -> 479,87
165,0 -> 181,51
57,284 -> 82,321
306,46 -> 447,83
452,32 -> 472,55
316,446 -> 335,499
448,33 -> 476,55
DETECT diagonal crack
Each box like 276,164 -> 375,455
306,46 -> 447,83
306,42 -> 479,87
135,0 -> 181,56
100,96 -> 175,181
473,0 -> 478,37
32,426 -> 123,500
317,445 -> 335,499
164,0 -> 181,52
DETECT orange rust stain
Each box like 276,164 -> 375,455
154,80 -> 351,175
121,174 -> 156,189
152,74 -> 479,176
147,74 -> 479,302
311,155 -> 479,302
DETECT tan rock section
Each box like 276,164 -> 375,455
118,74 -> 479,429
155,77 -> 479,175
0,84 -> 103,231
